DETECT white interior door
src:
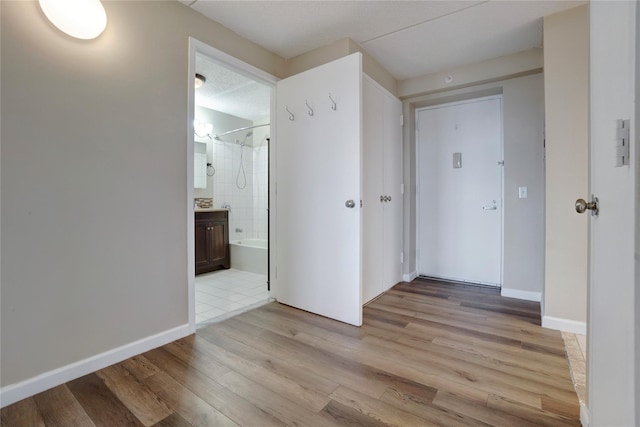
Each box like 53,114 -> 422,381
381,83 -> 403,292
362,77 -> 402,303
587,2 -> 637,424
362,78 -> 384,303
417,97 -> 503,286
274,53 -> 362,326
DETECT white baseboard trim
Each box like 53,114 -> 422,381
500,288 -> 541,302
542,316 -> 587,335
0,323 -> 192,408
580,403 -> 590,427
403,271 -> 418,282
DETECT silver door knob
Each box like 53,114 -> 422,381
576,195 -> 599,216
345,200 -> 356,208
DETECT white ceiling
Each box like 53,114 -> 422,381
189,0 -> 584,121
185,0 -> 584,80
195,53 -> 271,122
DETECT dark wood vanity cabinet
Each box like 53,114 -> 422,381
195,210 -> 230,275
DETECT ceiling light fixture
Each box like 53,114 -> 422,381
195,73 -> 206,89
39,0 -> 107,40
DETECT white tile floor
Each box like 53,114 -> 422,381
562,331 -> 587,406
195,269 -> 270,325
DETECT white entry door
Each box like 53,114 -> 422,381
274,53 -> 362,326
416,97 -> 503,286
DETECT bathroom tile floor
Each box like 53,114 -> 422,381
195,269 -> 270,325
562,331 -> 587,407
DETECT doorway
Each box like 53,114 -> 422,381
416,96 -> 503,286
188,39 -> 277,327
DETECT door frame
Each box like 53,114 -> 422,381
187,38 -> 278,331
415,95 -> 505,287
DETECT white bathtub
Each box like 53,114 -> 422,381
230,239 -> 267,275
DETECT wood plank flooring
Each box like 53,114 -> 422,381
1,279 -> 580,426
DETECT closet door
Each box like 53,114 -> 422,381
363,77 -> 403,303
381,86 -> 403,291
362,78 -> 385,303
274,53 -> 363,326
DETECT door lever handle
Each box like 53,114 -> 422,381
482,200 -> 497,210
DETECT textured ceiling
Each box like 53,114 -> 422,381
185,0 -> 585,80
195,53 -> 271,122
189,0 -> 584,120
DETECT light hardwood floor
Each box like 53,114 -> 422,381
1,279 -> 580,426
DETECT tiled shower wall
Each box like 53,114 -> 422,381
211,132 -> 268,242
253,145 -> 268,240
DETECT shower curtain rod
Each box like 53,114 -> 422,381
214,123 -> 270,139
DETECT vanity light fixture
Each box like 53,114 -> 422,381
39,0 -> 107,40
195,73 -> 207,89
194,119 -> 213,138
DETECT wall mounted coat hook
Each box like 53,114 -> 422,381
329,93 -> 337,111
285,106 -> 295,121
305,100 -> 314,116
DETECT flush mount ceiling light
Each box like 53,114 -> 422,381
39,0 -> 107,40
195,73 -> 206,89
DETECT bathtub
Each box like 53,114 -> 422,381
230,239 -> 267,275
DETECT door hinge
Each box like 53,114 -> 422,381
400,115 -> 404,127
616,119 -> 630,167
400,252 -> 404,264
360,200 -> 363,208
400,183 -> 405,195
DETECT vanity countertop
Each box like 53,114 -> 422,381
195,208 -> 228,213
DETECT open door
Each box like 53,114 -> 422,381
274,53 -> 363,326
584,2 -> 638,425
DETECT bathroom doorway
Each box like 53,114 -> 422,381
188,39 -> 276,327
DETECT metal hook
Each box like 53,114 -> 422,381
285,106 -> 294,121
305,100 -> 314,116
329,93 -> 337,111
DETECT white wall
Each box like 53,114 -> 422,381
399,48 -> 542,98
542,5 -> 588,332
402,71 -> 545,298
0,0 -> 284,401
636,4 -> 640,421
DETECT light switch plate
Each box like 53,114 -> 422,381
518,186 -> 528,199
453,152 -> 462,168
